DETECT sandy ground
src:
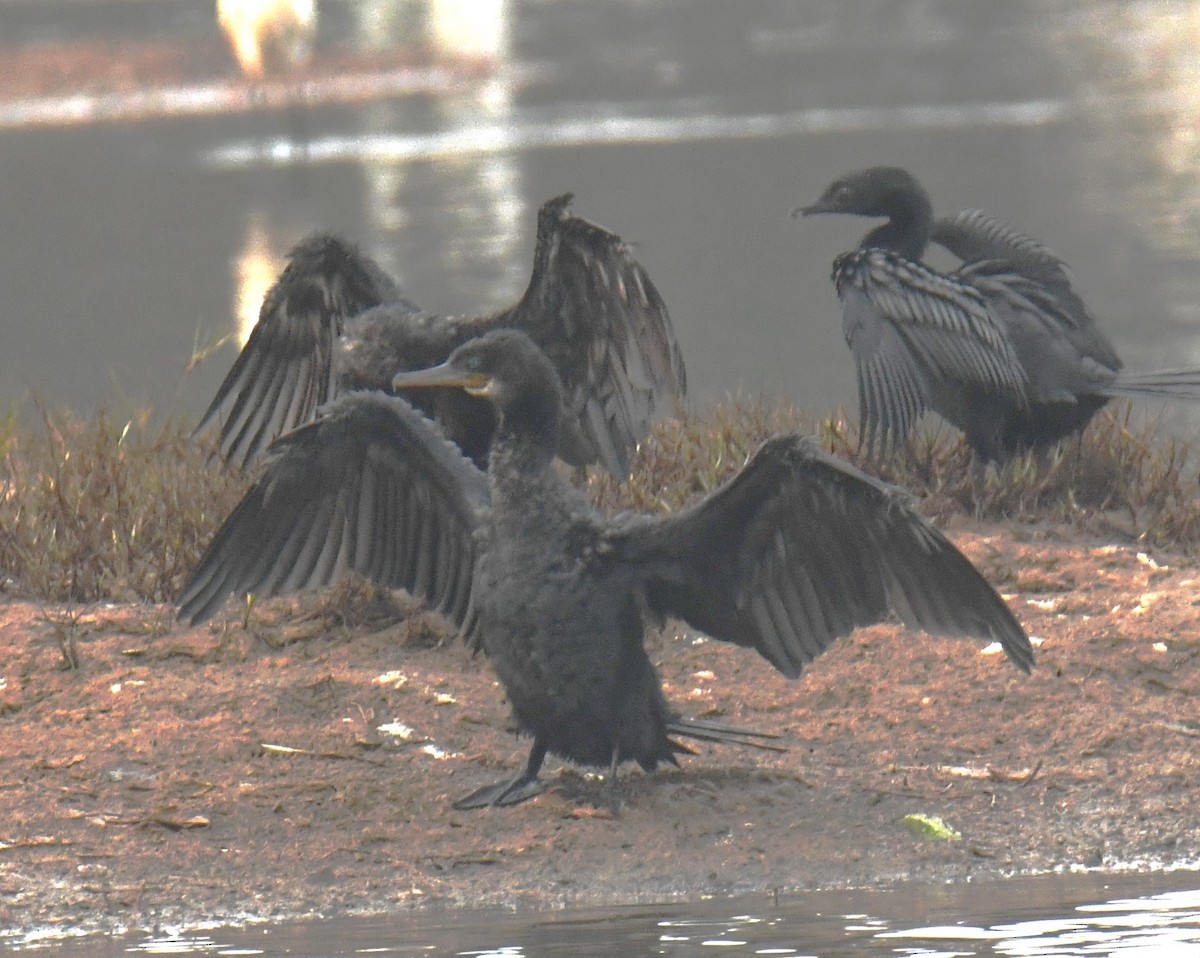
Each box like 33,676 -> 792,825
1,518 -> 1197,942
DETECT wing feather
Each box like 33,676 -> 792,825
932,208 -> 1077,296
834,248 -> 1028,455
194,234 -> 400,470
609,435 -> 1033,678
508,194 -> 687,475
203,202 -> 684,478
179,392 -> 487,628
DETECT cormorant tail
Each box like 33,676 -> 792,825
1102,367 -> 1200,401
666,716 -> 787,753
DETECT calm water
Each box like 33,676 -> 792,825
3,0 -> 1200,440
10,870 -> 1200,956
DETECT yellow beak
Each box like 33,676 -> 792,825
392,362 -> 492,397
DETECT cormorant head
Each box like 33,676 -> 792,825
274,233 -> 392,334
795,167 -> 934,259
281,233 -> 372,293
392,330 -> 564,447
537,192 -> 574,237
794,167 -> 928,220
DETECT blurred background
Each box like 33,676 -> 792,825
3,0 -> 1200,435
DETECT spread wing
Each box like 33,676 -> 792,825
179,391 -> 487,632
933,208 -> 1122,374
194,234 -> 408,470
833,248 -> 1028,456
508,194 -> 687,475
932,208 -> 1076,294
609,434 -> 1032,678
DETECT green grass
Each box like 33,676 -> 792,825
2,395 -> 1197,608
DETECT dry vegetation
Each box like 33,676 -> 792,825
0,402 -> 245,605
2,395 -> 1199,611
592,398 -> 1200,545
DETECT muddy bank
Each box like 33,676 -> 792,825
1,520 -> 1198,941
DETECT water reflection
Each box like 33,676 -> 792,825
348,0 -> 523,305
223,0 -> 524,346
1063,2 -> 1200,258
205,98 -> 1071,172
30,874 -> 1200,956
230,212 -> 286,347
1054,3 -> 1200,376
878,886 -> 1200,956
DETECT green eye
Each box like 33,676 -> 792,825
465,354 -> 482,371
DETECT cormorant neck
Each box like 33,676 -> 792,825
859,187 -> 933,261
489,387 -> 561,478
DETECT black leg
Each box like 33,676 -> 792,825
601,746 -> 625,817
453,740 -> 548,810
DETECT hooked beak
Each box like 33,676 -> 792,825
392,362 -> 492,397
790,199 -> 831,218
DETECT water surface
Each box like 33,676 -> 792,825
13,869 -> 1200,956
3,0 -> 1200,442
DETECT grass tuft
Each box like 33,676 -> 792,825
3,393 -> 1199,610
589,399 -> 1200,549
1,401 -> 246,604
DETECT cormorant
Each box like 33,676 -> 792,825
178,328 -> 1032,809
798,166 -> 1200,462
195,193 -> 686,476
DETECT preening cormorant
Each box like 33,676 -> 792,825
798,166 -> 1200,462
194,193 -> 686,476
179,328 -> 1031,809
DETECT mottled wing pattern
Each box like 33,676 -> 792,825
513,194 -> 687,476
179,392 -> 487,635
834,248 -> 1027,456
194,234 -> 400,470
610,434 -> 1033,678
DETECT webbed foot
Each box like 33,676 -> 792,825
453,775 -> 547,810
453,740 -> 548,810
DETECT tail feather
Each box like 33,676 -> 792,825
666,716 -> 787,753
1103,367 -> 1200,401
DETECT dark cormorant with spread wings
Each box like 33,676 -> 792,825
179,329 -> 1031,809
798,167 -> 1200,462
194,193 -> 686,476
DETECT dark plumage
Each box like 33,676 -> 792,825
179,328 -> 1031,810
799,166 -> 1200,462
194,193 -> 686,476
